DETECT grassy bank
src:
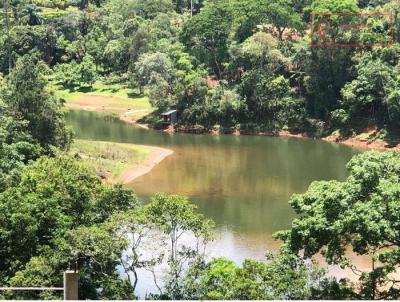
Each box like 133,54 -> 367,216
55,81 -> 153,121
71,139 -> 151,182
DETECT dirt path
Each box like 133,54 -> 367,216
116,146 -> 173,183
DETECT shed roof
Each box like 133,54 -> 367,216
161,110 -> 177,116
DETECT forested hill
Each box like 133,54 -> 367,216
1,1 -> 400,300
0,0 -> 399,141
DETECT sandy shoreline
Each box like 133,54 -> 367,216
323,132 -> 400,151
65,99 -> 172,183
67,97 -> 399,153
165,126 -> 400,152
117,145 -> 173,183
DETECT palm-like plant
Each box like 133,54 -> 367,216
20,4 -> 42,26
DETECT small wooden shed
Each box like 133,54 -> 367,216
161,110 -> 178,125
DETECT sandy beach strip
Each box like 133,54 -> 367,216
117,146 -> 173,183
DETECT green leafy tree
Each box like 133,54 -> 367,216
3,54 -> 72,150
54,60 -> 81,89
79,54 -> 97,87
180,1 -> 232,77
145,193 -> 215,299
264,0 -> 304,40
19,4 -> 43,25
104,0 -> 173,20
103,39 -> 130,73
174,0 -> 204,15
95,184 -> 139,221
181,248 -> 345,299
60,224 -> 135,300
306,0 -> 359,14
6,256 -> 61,300
0,153 -> 140,299
134,52 -> 176,108
151,40 -> 209,116
292,39 -> 354,120
290,0 -> 359,120
225,0 -> 269,43
237,32 -> 286,71
277,151 -> 400,299
129,24 -> 152,64
0,100 -> 42,191
0,25 -> 58,72
188,85 -> 247,128
340,46 -> 400,132
0,154 -> 99,283
84,26 -> 108,70
106,209 -> 166,293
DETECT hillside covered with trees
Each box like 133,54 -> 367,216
1,0 -> 399,139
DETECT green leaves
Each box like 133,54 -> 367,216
180,1 -> 233,77
264,0 -> 304,40
181,247 -> 332,300
94,184 -> 139,222
144,193 -> 215,299
0,102 -> 42,191
54,55 -> 97,89
0,152 -> 143,298
145,193 -> 214,241
340,46 -> 400,131
306,0 -> 359,14
4,54 -> 73,151
282,151 -> 400,299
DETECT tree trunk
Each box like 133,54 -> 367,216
80,0 -> 89,10
278,27 -> 285,41
132,268 -> 138,292
371,256 -> 376,300
213,55 -> 222,79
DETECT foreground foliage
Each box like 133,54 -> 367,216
277,151 -> 400,299
0,154 -> 138,299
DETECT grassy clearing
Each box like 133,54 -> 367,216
71,139 -> 151,182
41,7 -> 68,18
55,81 -> 152,120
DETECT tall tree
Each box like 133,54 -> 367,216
180,1 -> 232,78
264,0 -> 304,40
3,54 -> 72,150
277,151 -> 400,299
339,46 -> 400,132
145,194 -> 214,299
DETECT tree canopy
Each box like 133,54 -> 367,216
277,151 -> 400,299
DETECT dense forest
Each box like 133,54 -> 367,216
1,0 -> 400,300
1,0 -> 399,137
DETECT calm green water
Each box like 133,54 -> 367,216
66,110 -> 360,262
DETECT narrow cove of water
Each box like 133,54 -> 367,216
66,110 -> 363,295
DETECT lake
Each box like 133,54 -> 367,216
66,110 -> 361,292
